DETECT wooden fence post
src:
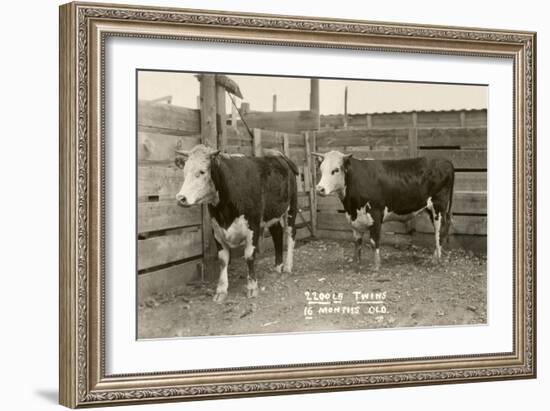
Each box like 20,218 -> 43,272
215,83 -> 227,148
343,86 -> 348,129
231,103 -> 238,128
252,128 -> 264,252
304,131 -> 317,237
199,74 -> 218,281
310,79 -> 320,130
253,128 -> 263,157
408,112 -> 418,158
366,114 -> 372,129
282,132 -> 290,156
280,132 -> 290,240
407,112 -> 418,233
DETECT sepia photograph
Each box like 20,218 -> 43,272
136,70 -> 488,339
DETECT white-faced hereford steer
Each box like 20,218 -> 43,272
313,151 -> 454,271
175,145 -> 299,303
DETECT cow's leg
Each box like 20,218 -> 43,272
283,224 -> 296,273
352,229 -> 363,273
284,184 -> 298,274
213,243 -> 230,303
369,210 -> 383,271
433,211 -> 442,260
245,225 -> 260,298
269,222 -> 284,273
427,198 -> 445,261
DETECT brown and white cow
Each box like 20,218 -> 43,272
175,145 -> 298,303
313,151 -> 454,271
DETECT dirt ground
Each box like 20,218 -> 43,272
138,239 -> 487,339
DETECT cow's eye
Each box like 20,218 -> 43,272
199,170 -> 205,175
331,168 -> 339,175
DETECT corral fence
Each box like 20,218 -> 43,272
137,101 -> 203,301
137,101 -> 316,300
313,109 -> 487,250
137,75 -> 487,301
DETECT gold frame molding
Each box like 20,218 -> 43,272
59,2 -> 536,408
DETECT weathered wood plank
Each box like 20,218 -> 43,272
257,129 -> 280,148
453,191 -> 487,214
138,166 -> 183,200
241,110 -> 319,133
138,132 -> 200,163
455,172 -> 487,191
138,200 -> 201,233
465,110 -> 488,127
138,101 -> 200,134
319,110 -> 486,131
419,149 -> 487,169
226,126 -> 252,143
288,147 -> 307,163
138,259 -> 201,301
137,227 -> 203,270
417,111 -> 463,128
370,112 -> 414,128
317,195 -> 341,211
316,147 -> 409,160
315,128 -> 409,147
417,127 -> 487,148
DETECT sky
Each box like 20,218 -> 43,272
138,71 -> 487,114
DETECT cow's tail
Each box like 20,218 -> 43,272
264,149 -> 299,176
282,154 -> 299,176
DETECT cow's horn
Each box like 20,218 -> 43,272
311,152 -> 325,159
175,149 -> 190,157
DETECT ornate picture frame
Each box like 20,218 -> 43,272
59,2 -> 536,408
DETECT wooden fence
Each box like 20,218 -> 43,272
137,101 -> 316,299
137,101 -> 487,299
137,101 -> 204,300
314,110 -> 487,248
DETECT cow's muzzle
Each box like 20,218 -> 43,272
176,194 -> 191,207
316,185 -> 327,196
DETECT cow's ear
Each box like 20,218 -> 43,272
343,153 -> 353,170
174,156 -> 186,169
311,152 -> 324,165
174,150 -> 189,169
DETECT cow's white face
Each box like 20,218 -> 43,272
175,145 -> 219,206
315,151 -> 352,196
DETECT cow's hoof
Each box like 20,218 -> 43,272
282,264 -> 293,274
213,292 -> 227,304
246,288 -> 259,298
275,264 -> 283,273
432,257 -> 442,265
